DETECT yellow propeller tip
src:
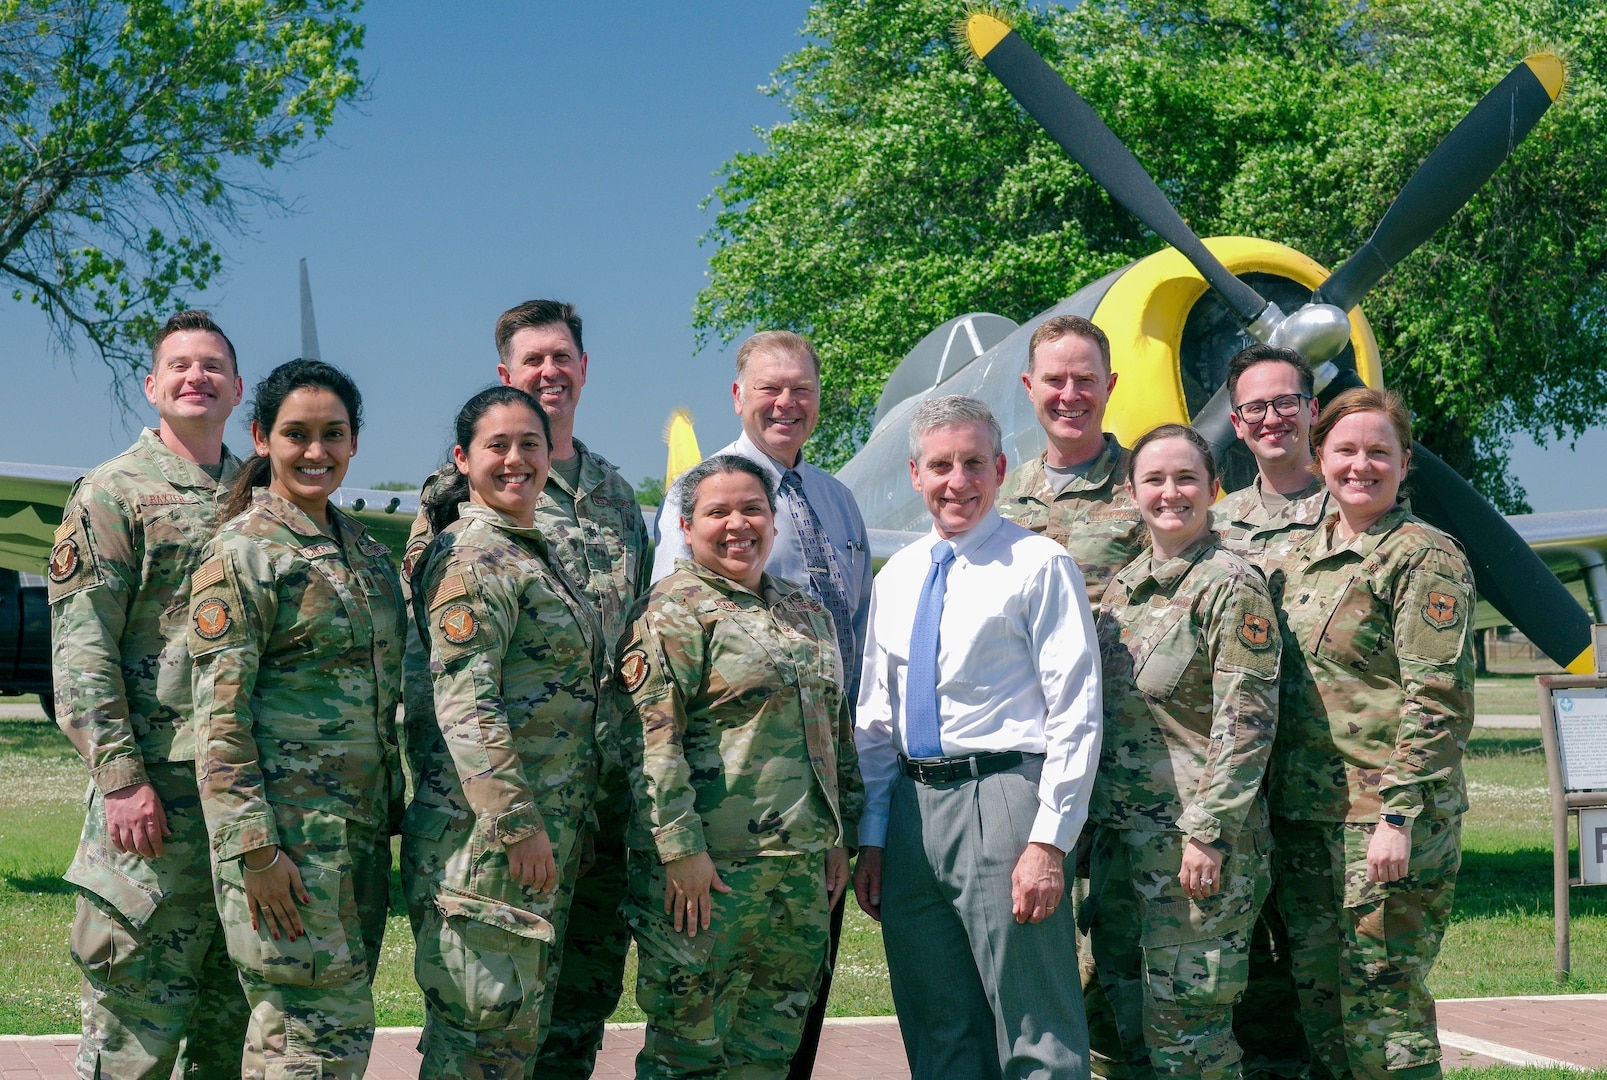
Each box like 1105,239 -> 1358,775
1565,644 -> 1596,676
1525,52 -> 1565,101
962,10 -> 1012,59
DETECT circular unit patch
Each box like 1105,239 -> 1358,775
618,648 -> 650,693
193,598 -> 232,640
48,538 -> 80,582
439,603 -> 478,645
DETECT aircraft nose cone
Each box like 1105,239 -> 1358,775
1270,302 -> 1353,364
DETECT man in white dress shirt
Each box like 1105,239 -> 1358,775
853,395 -> 1102,1080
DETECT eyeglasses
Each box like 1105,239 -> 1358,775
1233,394 -> 1312,424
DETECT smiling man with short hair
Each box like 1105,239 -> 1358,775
854,394 -> 1102,1080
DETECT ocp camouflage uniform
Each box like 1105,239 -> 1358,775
1271,504 -> 1474,1080
1214,476 -> 1328,1080
999,433 -> 1145,1078
615,560 -> 864,1080
401,501 -> 603,1080
403,444 -> 649,1079
47,429 -> 250,1080
189,489 -> 406,1080
1092,534 -> 1281,1080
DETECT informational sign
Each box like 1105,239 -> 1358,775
1552,687 -> 1607,791
1582,808 -> 1607,886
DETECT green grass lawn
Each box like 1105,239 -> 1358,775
1476,675 -> 1546,716
4,715 -> 1603,1071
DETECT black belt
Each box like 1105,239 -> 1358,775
902,750 -> 1024,785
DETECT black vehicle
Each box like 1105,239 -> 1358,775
0,569 -> 53,717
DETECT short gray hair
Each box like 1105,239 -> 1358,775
909,395 -> 1003,462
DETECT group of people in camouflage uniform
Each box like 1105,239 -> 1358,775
47,299 -> 1471,1080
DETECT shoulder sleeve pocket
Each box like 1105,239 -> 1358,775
428,569 -> 498,664
188,555 -> 250,656
47,511 -> 101,603
1397,570 -> 1472,667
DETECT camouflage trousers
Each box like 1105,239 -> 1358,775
1233,885 -> 1311,1080
214,806 -> 390,1080
403,805 -> 584,1080
626,849 -> 829,1080
1273,816 -> 1461,1080
1088,825 -> 1272,1080
530,759 -> 632,1080
66,762 -> 250,1080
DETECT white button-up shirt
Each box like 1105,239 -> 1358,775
855,510 -> 1102,852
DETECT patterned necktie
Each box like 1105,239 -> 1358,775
778,471 -> 856,678
904,539 -> 955,760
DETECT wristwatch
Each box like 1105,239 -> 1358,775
1381,813 -> 1408,827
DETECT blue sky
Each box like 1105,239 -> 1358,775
1,2 -> 1602,514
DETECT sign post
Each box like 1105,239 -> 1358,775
1537,674 -> 1607,982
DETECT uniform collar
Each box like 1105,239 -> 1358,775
1117,531 -> 1215,594
455,500 -> 552,557
540,436 -> 603,501
137,428 -> 240,490
1241,474 -> 1328,527
1016,433 -> 1128,501
1311,499 -> 1413,562
674,556 -> 800,607
249,487 -> 364,550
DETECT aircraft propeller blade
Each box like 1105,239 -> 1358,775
962,12 -> 1275,330
1317,368 -> 1593,673
1314,54 -> 1564,312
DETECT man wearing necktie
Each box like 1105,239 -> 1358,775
854,395 -> 1103,1080
650,330 -> 872,1077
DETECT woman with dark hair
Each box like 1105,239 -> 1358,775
613,452 -> 862,1079
401,385 -> 603,1079
187,359 -> 405,1080
1089,423 -> 1281,1080
1271,388 -> 1474,1080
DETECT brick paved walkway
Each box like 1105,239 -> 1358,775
6,999 -> 1607,1078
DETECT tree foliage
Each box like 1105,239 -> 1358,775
0,0 -> 365,392
694,0 -> 1607,509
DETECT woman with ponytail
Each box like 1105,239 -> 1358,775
400,385 -> 603,1078
187,360 -> 405,1080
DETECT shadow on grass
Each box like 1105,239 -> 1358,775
1454,847 -> 1607,920
3,872 -> 75,895
0,715 -> 72,759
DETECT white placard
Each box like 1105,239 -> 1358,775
1553,687 -> 1607,791
1582,808 -> 1607,885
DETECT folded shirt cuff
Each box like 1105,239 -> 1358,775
652,823 -> 708,864
493,803 -> 546,847
92,754 -> 149,795
212,812 -> 279,863
1177,803 -> 1226,846
1029,806 -> 1078,855
856,809 -> 888,849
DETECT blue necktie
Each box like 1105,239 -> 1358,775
904,539 -> 955,760
778,471 -> 856,677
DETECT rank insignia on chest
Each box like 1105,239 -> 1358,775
48,538 -> 80,582
619,648 -> 650,693
1238,612 -> 1273,649
439,603 -> 478,644
1422,591 -> 1460,629
193,598 -> 232,640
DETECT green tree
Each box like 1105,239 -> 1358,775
694,0 -> 1607,509
368,480 -> 415,492
0,0 -> 365,394
635,474 -> 665,508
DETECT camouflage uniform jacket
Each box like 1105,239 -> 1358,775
615,559 -> 864,863
1213,475 -> 1330,600
1094,534 -> 1282,846
404,439 -> 649,649
1271,502 -> 1475,823
189,489 -> 406,861
49,429 -> 242,792
998,435 -> 1145,608
404,502 -> 603,848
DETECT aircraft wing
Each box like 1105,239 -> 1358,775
0,462 -> 425,574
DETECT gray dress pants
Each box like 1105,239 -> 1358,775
882,756 -> 1090,1080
